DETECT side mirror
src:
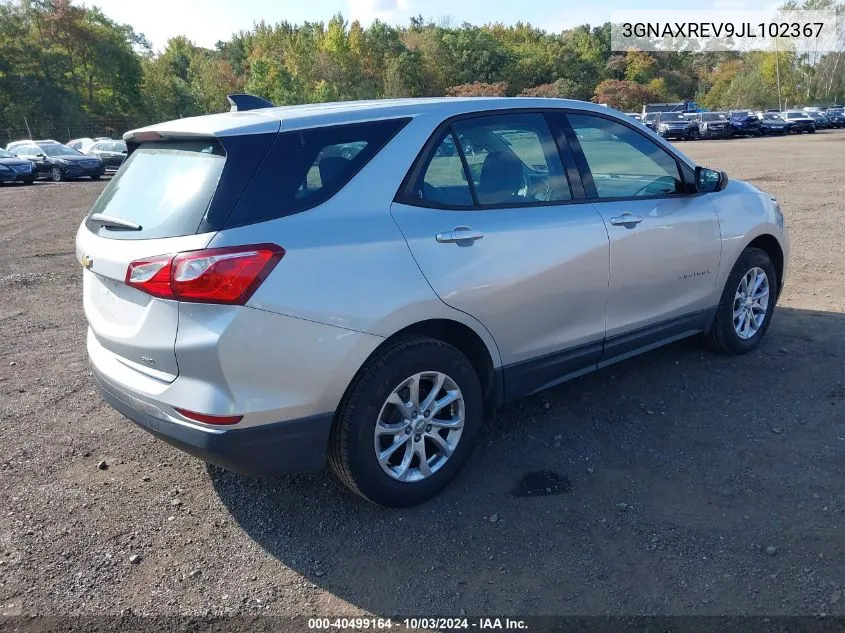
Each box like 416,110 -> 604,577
36,153 -> 46,158
695,166 -> 729,193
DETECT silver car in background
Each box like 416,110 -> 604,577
77,97 -> 788,507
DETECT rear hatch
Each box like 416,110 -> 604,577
77,139 -> 230,382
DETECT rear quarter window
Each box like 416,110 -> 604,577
219,117 -> 410,230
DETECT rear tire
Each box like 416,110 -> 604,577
329,336 -> 483,507
704,247 -> 777,356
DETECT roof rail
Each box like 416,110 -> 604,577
226,93 -> 275,112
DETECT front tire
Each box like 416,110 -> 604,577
329,336 -> 483,507
49,167 -> 63,182
704,247 -> 777,355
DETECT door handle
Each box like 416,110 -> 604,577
436,226 -> 484,244
609,213 -> 643,227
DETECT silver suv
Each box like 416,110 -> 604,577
77,97 -> 789,507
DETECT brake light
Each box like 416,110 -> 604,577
174,408 -> 242,426
126,244 -> 284,305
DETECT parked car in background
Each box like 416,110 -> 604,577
825,108 -> 845,128
85,139 -> 127,170
806,110 -> 831,130
653,111 -> 696,140
77,96 -> 788,506
728,111 -> 762,137
6,139 -> 60,152
757,112 -> 790,135
0,147 -> 36,185
691,112 -> 732,139
782,111 -> 816,133
68,138 -> 96,152
12,141 -> 105,181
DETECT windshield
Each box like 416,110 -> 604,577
732,111 -> 752,117
40,144 -> 80,156
702,113 -> 727,121
763,114 -> 783,120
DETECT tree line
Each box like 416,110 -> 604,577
1,0 -> 843,140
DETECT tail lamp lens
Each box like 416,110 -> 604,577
126,244 -> 284,305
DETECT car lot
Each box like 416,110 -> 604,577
0,131 -> 843,618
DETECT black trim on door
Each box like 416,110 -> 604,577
544,111 -> 586,199
498,309 -> 715,405
450,124 -> 480,207
599,309 -> 714,367
502,341 -> 603,404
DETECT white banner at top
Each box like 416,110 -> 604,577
611,9 -> 842,53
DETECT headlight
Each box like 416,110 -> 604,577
701,123 -> 708,130
659,124 -> 668,130
0,164 -> 10,172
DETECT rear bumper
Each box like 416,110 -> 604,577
94,369 -> 333,476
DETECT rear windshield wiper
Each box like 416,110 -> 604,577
88,213 -> 142,231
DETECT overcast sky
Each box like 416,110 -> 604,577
72,0 -> 779,50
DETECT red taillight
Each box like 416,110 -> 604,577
174,408 -> 243,426
126,244 -> 284,305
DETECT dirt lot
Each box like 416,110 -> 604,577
1,132 -> 844,621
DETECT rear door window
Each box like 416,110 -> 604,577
451,113 -> 571,205
85,140 -> 226,240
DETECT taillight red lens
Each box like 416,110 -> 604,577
174,408 -> 243,426
126,255 -> 175,299
125,244 -> 284,305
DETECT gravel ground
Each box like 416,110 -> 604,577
0,131 -> 843,620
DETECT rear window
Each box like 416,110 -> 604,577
86,140 -> 225,240
86,119 -> 409,239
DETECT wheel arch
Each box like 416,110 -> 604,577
340,318 -> 502,422
746,233 -> 784,297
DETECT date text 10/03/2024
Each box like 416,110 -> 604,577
308,617 -> 529,630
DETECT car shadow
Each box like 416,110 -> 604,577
210,306 -> 845,615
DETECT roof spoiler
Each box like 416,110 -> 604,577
227,93 -> 274,112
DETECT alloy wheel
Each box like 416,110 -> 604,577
733,267 -> 769,339
374,371 -> 465,483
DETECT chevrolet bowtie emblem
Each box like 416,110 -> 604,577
81,255 -> 93,269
